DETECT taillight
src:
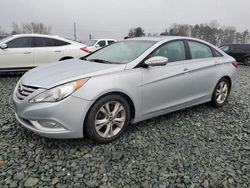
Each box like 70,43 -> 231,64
80,47 -> 89,53
232,61 -> 238,68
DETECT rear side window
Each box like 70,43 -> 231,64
188,41 -> 213,59
151,40 -> 186,62
33,37 -> 55,47
7,37 -> 32,48
55,39 -> 70,46
33,37 -> 69,47
231,45 -> 248,52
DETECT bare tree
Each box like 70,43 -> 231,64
11,22 -> 51,34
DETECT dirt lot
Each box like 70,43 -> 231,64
0,66 -> 249,188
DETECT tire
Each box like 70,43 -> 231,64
84,94 -> 130,143
211,78 -> 231,107
243,57 -> 250,66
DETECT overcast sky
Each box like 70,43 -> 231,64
1,0 -> 250,41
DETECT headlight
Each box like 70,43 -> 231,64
30,79 -> 89,103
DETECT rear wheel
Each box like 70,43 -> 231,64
243,57 -> 250,66
85,95 -> 130,143
211,78 -> 230,107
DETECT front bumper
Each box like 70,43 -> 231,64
13,90 -> 93,139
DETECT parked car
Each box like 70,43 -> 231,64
82,39 -> 116,53
220,44 -> 250,65
13,37 -> 237,143
0,34 -> 88,72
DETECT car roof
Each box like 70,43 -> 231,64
10,34 -> 81,44
221,43 -> 250,46
127,36 -> 204,42
90,39 -> 116,41
12,34 -> 70,41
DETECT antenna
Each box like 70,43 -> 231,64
74,22 -> 77,41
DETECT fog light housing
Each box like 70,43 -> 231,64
30,120 -> 65,132
39,121 -> 60,128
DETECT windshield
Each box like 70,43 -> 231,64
84,40 -> 98,46
86,40 -> 155,64
220,46 -> 229,52
0,35 -> 12,43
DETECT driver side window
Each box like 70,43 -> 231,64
151,41 -> 186,62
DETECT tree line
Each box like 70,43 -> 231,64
127,21 -> 250,46
0,22 -> 51,36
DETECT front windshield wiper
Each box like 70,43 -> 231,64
87,59 -> 112,64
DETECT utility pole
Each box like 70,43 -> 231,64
73,22 -> 77,41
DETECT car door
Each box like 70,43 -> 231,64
141,40 -> 196,115
183,40 -> 223,103
141,40 -> 220,115
33,37 -> 65,66
0,37 -> 34,68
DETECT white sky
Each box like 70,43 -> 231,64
1,0 -> 249,40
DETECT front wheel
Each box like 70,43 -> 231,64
211,78 -> 231,107
85,95 -> 130,143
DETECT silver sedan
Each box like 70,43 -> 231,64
13,37 -> 238,143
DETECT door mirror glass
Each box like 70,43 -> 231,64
0,43 -> 7,49
144,56 -> 168,67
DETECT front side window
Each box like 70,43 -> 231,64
188,41 -> 213,59
7,37 -> 32,48
151,41 -> 186,62
97,40 -> 106,47
86,41 -> 155,64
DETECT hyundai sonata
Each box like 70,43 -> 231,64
13,37 -> 238,143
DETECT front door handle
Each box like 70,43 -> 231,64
24,52 -> 32,54
183,68 -> 189,72
54,50 -> 62,53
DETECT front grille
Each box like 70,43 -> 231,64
16,83 -> 38,100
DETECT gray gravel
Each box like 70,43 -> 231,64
0,67 -> 250,188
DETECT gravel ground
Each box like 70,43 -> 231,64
0,66 -> 249,188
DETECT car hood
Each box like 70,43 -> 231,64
21,59 -> 126,89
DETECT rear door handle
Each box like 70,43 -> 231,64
54,50 -> 62,53
183,68 -> 189,72
24,52 -> 32,54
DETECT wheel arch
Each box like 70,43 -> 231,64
221,75 -> 232,89
83,91 -> 136,132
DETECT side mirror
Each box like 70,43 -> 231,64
144,56 -> 168,67
95,44 -> 100,48
0,43 -> 7,49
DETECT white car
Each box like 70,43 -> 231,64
82,39 -> 116,53
0,34 -> 88,71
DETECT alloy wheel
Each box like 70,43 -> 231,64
216,81 -> 229,104
95,101 -> 126,138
